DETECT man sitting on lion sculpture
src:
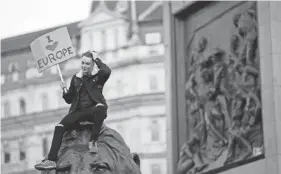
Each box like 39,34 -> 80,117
35,50 -> 112,170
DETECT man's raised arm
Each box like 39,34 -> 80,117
95,58 -> 111,84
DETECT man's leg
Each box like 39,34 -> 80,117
89,105 -> 107,153
47,124 -> 65,162
35,110 -> 84,170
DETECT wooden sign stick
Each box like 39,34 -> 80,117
56,64 -> 67,93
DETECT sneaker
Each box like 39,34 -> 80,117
34,159 -> 56,170
89,141 -> 99,153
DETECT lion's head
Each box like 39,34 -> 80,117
53,123 -> 141,174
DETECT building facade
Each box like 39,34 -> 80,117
164,1 -> 281,174
1,1 -> 166,174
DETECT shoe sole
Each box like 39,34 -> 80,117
34,166 -> 56,171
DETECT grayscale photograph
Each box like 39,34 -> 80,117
1,1 -> 280,174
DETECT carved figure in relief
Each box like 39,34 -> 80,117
177,131 -> 208,174
197,69 -> 228,146
244,87 -> 261,126
224,95 -> 252,164
190,36 -> 208,69
185,73 -> 198,101
185,36 -> 209,138
233,7 -> 257,65
209,49 -> 232,128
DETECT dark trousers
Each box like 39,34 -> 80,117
47,105 -> 107,161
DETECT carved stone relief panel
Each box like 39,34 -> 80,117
177,2 -> 264,174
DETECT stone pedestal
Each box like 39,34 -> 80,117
35,124 -> 141,174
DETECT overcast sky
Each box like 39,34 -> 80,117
0,0 -> 93,39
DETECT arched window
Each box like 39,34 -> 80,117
149,75 -> 158,92
3,101 -> 11,117
3,142 -> 10,164
150,120 -> 160,142
8,62 -> 19,81
18,140 -> 26,161
19,98 -> 26,115
73,35 -> 81,54
8,62 -> 19,73
41,93 -> 49,111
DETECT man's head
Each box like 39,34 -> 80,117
81,51 -> 96,75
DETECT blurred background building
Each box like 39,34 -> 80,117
1,1 -> 166,174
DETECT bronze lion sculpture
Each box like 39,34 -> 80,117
40,123 -> 141,174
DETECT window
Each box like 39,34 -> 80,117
19,140 -> 26,161
149,75 -> 158,92
3,101 -> 11,117
3,143 -> 10,164
4,152 -> 10,163
42,138 -> 48,157
19,98 -> 26,115
150,120 -> 160,142
150,164 -> 161,174
71,35 -> 81,53
8,62 -> 19,73
41,93 -> 49,110
1,75 -> 5,85
145,32 -> 161,45
8,62 -> 19,82
20,151 -> 26,161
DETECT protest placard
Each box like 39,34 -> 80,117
30,27 -> 76,73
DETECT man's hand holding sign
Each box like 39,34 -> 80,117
30,27 -> 76,92
31,27 -> 112,171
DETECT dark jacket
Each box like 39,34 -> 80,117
63,58 -> 111,113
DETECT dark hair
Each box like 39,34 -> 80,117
82,51 -> 96,61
